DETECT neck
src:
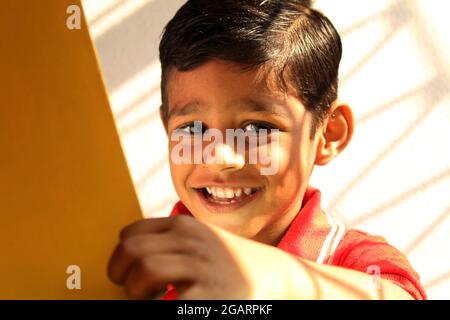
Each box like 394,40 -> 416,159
252,195 -> 305,246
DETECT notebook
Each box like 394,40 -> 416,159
0,0 -> 143,299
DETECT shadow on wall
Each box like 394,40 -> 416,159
94,0 -> 186,92
86,0 -> 187,216
424,269 -> 450,291
340,0 -> 413,85
326,0 -> 450,225
328,74 -> 449,216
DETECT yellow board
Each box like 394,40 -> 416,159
0,1 -> 143,299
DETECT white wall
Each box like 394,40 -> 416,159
82,0 -> 450,299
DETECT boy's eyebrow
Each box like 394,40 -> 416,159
167,98 -> 291,121
167,102 -> 202,121
239,98 -> 291,120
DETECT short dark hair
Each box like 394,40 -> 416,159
159,0 -> 342,137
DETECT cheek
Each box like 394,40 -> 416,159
168,141 -> 193,195
265,134 -> 299,180
274,129 -> 316,180
169,162 -> 196,207
264,135 -> 307,205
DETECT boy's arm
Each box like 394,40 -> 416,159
282,256 -> 414,300
108,216 -> 415,300
217,223 -> 414,300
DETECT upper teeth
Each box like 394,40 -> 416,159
205,187 -> 256,199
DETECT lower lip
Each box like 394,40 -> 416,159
195,188 -> 262,213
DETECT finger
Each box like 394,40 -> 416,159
124,254 -> 196,300
120,217 -> 174,240
108,233 -> 183,284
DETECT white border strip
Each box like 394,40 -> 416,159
316,212 -> 338,264
328,217 -> 346,260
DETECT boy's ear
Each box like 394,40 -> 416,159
314,101 -> 354,166
159,105 -> 168,135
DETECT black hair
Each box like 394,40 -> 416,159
159,0 -> 342,137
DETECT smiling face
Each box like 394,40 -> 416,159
163,60 -> 322,245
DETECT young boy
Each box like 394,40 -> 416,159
107,0 -> 426,299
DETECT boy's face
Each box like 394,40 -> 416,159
164,60 -> 321,245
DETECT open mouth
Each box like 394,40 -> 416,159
194,186 -> 263,212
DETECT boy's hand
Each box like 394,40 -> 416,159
107,215 -> 296,299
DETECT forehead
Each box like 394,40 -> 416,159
166,61 -> 270,102
164,60 -> 307,123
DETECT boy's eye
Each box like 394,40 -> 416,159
175,121 -> 277,135
176,122 -> 206,135
242,122 -> 276,134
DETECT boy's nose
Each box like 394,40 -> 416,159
204,143 -> 245,172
